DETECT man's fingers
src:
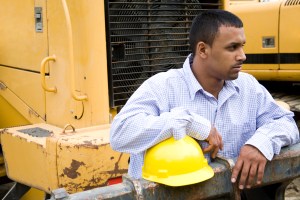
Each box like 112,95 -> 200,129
246,163 -> 258,188
238,162 -> 250,190
256,162 -> 266,184
218,135 -> 224,150
205,126 -> 223,158
203,141 -> 220,158
202,145 -> 213,153
231,159 -> 243,183
211,146 -> 219,158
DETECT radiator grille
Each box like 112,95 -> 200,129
284,0 -> 300,6
106,0 -> 223,107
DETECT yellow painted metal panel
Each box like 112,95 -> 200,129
242,64 -> 278,70
228,2 -> 280,55
0,165 -> 6,177
56,125 -> 129,193
0,95 -> 30,129
280,64 -> 300,70
46,0 -> 110,128
243,70 -> 300,81
1,123 -> 129,194
20,188 -> 46,200
0,0 -> 48,72
1,124 -> 61,193
279,4 -> 300,53
0,66 -> 46,122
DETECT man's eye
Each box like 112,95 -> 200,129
228,46 -> 236,51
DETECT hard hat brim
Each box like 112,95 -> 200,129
143,164 -> 214,187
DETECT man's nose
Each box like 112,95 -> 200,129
237,48 -> 246,61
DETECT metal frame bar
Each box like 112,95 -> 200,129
49,142 -> 300,200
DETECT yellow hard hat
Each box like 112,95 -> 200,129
142,136 -> 214,186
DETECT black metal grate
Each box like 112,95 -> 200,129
106,0 -> 223,107
285,0 -> 300,6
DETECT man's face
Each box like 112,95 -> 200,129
206,25 -> 246,81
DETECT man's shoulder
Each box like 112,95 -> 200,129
147,68 -> 184,83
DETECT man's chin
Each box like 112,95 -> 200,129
229,73 -> 239,80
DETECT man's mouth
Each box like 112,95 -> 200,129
233,63 -> 243,68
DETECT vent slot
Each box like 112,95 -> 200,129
106,0 -> 223,107
284,0 -> 300,6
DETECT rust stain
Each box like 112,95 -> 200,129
63,159 -> 86,179
59,176 -> 108,193
0,129 -> 7,134
70,139 -> 109,149
103,153 -> 128,177
213,166 -> 226,173
101,168 -> 128,175
73,140 -> 99,149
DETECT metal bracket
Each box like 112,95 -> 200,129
34,7 -> 43,32
49,188 -> 69,200
122,175 -> 144,200
0,81 -> 7,90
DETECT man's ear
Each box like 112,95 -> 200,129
196,42 -> 208,58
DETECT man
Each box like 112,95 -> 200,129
110,10 -> 299,199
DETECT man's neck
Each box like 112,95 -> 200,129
200,79 -> 224,99
191,59 -> 224,99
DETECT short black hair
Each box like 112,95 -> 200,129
189,9 -> 243,54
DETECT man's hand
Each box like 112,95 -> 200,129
231,145 -> 267,190
203,126 -> 223,158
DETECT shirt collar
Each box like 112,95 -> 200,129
183,54 -> 240,100
225,79 -> 240,94
183,54 -> 203,100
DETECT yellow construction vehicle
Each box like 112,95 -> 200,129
228,0 -> 300,126
0,0 -> 299,199
0,0 -> 225,199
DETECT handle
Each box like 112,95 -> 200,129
61,0 -> 88,101
41,55 -> 57,93
62,124 -> 76,133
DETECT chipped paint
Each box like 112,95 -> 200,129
56,131 -> 129,194
50,142 -> 300,199
63,160 -> 86,179
73,140 -> 100,149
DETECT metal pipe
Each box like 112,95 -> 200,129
61,0 -> 88,101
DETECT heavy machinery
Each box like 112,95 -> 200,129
228,0 -> 300,126
0,0 -> 299,199
0,0 -> 224,199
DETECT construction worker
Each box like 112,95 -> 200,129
110,9 -> 299,199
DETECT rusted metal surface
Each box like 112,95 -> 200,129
62,160 -> 86,179
1,124 -> 129,194
49,142 -> 300,200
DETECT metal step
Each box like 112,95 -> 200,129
272,93 -> 300,113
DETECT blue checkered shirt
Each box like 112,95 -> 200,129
110,54 -> 299,179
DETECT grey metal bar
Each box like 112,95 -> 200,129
49,142 -> 300,200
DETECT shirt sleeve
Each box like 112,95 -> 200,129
110,79 -> 211,154
245,78 -> 299,160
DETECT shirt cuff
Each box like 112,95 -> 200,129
189,112 -> 211,140
245,132 -> 274,161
